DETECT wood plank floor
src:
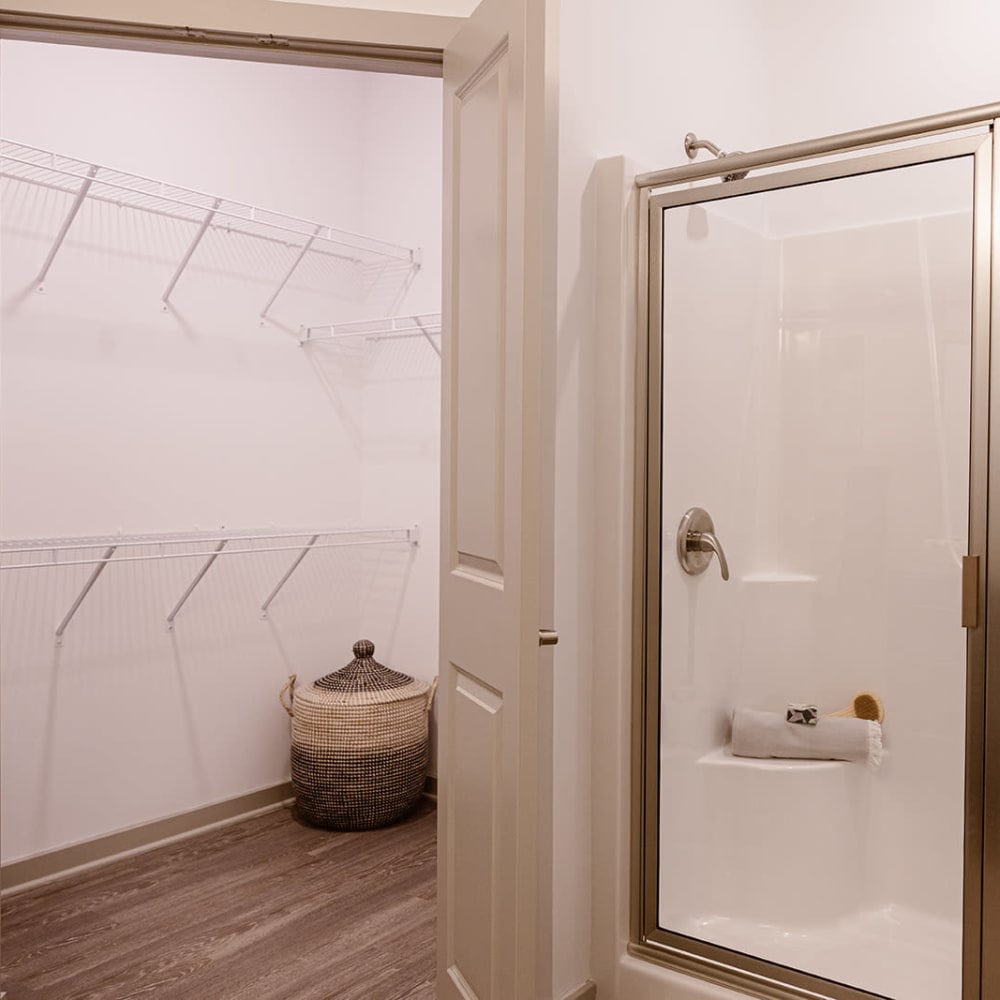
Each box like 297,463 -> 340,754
1,799 -> 436,1000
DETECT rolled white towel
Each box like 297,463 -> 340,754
731,707 -> 882,768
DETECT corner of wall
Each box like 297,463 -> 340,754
588,153 -> 636,999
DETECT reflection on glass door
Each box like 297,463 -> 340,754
654,155 -> 977,999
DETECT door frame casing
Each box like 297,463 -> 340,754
633,110 -> 1000,1000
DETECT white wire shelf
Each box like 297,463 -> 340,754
0,139 -> 421,316
0,525 -> 420,641
301,312 -> 442,357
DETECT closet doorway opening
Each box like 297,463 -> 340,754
0,33 -> 445,999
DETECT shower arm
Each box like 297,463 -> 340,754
683,132 -> 749,181
684,133 -> 724,159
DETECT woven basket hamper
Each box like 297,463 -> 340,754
280,639 -> 437,831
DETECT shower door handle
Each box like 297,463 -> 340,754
677,507 -> 730,581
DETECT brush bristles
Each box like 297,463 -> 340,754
854,693 -> 883,722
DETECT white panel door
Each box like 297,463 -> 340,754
438,0 -> 554,997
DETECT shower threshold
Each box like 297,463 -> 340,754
668,904 -> 960,1000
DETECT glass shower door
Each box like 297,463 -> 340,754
645,140 -> 988,1000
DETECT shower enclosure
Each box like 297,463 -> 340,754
633,107 -> 1000,1000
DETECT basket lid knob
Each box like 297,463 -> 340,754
314,638 -> 412,692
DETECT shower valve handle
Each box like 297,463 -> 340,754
677,507 -> 730,581
688,530 -> 730,581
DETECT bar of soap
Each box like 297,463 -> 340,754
786,703 -> 818,725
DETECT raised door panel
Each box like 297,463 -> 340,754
453,48 -> 507,584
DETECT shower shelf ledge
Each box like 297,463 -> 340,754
739,572 -> 818,584
698,747 -> 847,771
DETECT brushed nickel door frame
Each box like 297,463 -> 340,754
633,113 -> 997,1000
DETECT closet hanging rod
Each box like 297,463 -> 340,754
3,537 -> 415,571
302,313 -> 443,355
0,141 -> 417,263
304,311 -> 442,334
307,328 -> 444,352
303,327 -> 443,343
0,526 -> 418,564
5,525 -> 420,644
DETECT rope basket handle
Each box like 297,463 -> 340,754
426,675 -> 439,713
279,674 -> 297,717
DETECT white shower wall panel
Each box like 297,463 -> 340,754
0,42 -> 442,862
776,206 -> 971,919
658,206 -> 780,759
658,163 -> 971,997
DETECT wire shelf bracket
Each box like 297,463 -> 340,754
260,532 -> 320,618
165,539 -> 228,630
260,223 -> 324,323
54,544 -> 116,645
36,163 -> 98,293
162,197 -> 222,307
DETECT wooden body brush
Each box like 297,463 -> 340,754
825,691 -> 884,723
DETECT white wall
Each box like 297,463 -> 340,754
356,69 -> 443,760
0,41 -> 441,861
555,2 -> 1000,999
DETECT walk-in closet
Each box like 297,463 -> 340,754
0,37 -> 443,999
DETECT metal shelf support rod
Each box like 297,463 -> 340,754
54,544 -> 117,643
260,223 -> 324,320
260,533 -> 320,617
36,164 -> 98,291
414,314 -> 442,358
166,540 -> 227,629
162,197 -> 222,305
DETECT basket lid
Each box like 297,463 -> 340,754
314,639 -> 413,693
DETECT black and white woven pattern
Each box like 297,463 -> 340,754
281,639 -> 436,831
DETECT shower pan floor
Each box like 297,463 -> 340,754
672,903 -> 960,1000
